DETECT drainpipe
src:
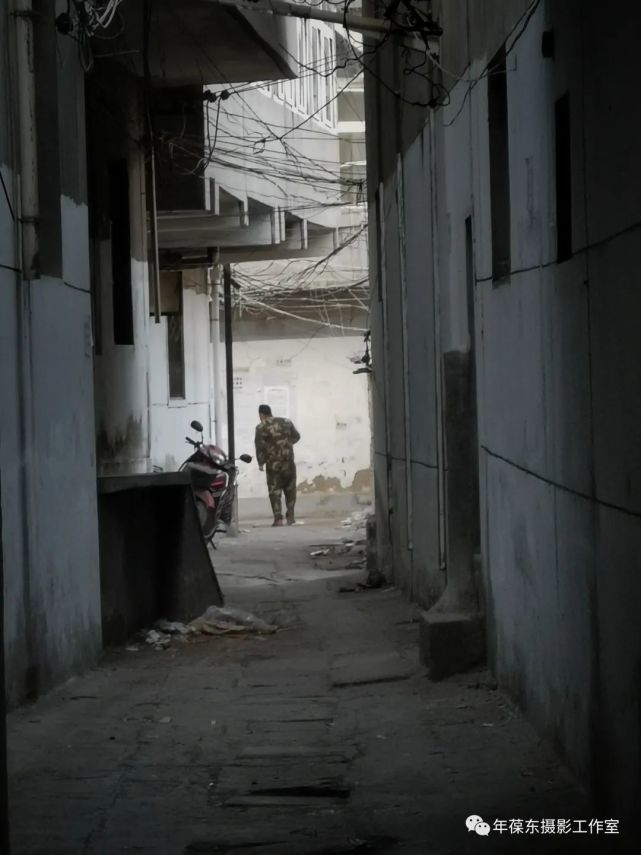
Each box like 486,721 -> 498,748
223,263 -> 238,534
15,0 -> 39,280
223,264 -> 235,464
209,264 -> 223,447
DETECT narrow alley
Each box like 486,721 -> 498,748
9,520 -> 607,855
3,1 -> 641,852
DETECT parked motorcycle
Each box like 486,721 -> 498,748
180,420 -> 252,544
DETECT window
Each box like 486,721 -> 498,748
311,29 -> 320,112
150,271 -> 182,316
285,79 -> 294,107
488,46 -> 511,281
555,92 -> 572,262
323,36 -> 333,123
297,24 -> 306,110
108,160 -> 134,344
167,285 -> 185,399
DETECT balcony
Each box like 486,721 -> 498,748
92,0 -> 298,86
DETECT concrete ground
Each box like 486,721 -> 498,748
8,520 -> 623,854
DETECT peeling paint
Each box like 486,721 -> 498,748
351,468 -> 373,493
298,475 -> 345,494
298,469 -> 373,495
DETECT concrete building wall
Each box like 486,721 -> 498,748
227,314 -> 371,504
366,0 -> 641,825
149,281 -> 213,473
88,66 -> 152,477
210,19 -> 341,234
0,0 -> 101,706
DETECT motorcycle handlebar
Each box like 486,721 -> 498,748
185,437 -> 198,446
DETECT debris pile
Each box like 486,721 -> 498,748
341,507 -> 373,530
191,605 -> 277,636
309,537 -> 367,571
136,605 -> 277,651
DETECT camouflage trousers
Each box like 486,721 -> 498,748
266,463 -> 297,523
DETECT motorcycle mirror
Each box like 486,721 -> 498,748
190,420 -> 204,433
239,454 -> 252,463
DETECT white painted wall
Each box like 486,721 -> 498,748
94,142 -> 152,476
227,317 -> 371,500
149,281 -> 213,473
367,0 -> 641,827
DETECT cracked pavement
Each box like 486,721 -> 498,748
8,521 -> 621,854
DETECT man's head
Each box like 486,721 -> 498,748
258,404 -> 272,422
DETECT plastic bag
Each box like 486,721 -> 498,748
190,605 -> 277,635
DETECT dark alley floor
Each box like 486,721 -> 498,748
8,521 -> 621,854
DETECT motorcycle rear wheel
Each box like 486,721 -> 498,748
196,498 -> 217,542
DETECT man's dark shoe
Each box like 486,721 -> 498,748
286,517 -> 296,526
272,517 -> 284,527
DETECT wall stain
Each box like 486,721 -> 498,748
96,415 -> 144,462
297,469 -> 373,494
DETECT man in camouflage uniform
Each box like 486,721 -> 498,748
254,404 -> 301,526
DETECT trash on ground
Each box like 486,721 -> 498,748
339,570 -> 389,594
125,646 -> 139,653
159,716 -> 172,724
310,548 -> 331,557
138,603 -> 278,651
154,619 -> 195,636
341,507 -> 373,529
190,604 -> 278,636
144,629 -> 171,650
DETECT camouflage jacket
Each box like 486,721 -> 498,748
254,416 -> 300,469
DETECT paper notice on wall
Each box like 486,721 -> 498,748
263,385 -> 290,419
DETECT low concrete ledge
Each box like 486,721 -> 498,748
97,475 -> 223,646
98,472 -> 191,494
419,611 -> 486,681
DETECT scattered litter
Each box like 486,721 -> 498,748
154,619 -> 195,636
482,723 -> 494,728
125,645 -> 139,653
341,507 -> 373,529
345,558 -> 366,570
159,716 -> 172,724
144,629 -> 171,650
191,604 -> 277,636
137,603 -> 278,652
211,720 -> 217,727
311,548 -> 331,557
339,570 -> 388,593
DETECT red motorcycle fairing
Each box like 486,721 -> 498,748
211,474 -> 226,490
203,444 -> 227,467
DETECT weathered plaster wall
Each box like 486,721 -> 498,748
149,284 -> 212,473
89,66 -> 151,476
1,0 -> 101,705
366,0 -> 641,825
227,314 -> 371,502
